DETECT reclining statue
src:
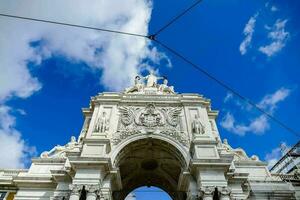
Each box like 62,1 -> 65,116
40,136 -> 79,158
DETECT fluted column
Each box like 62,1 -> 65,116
86,185 -> 99,200
200,186 -> 214,200
219,187 -> 231,200
69,184 -> 82,200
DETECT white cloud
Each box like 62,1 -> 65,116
224,92 -> 233,103
220,113 -> 269,136
221,87 -> 290,136
259,19 -> 289,57
239,13 -> 258,55
265,142 -> 290,169
0,0 -> 170,168
0,0 -> 170,97
258,87 -> 290,113
271,6 -> 278,12
0,106 -> 36,168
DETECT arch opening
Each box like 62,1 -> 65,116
125,186 -> 172,200
113,138 -> 188,200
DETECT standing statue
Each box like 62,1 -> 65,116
192,114 -> 205,134
94,111 -> 109,133
143,70 -> 163,87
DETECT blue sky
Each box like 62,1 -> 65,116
0,0 -> 299,198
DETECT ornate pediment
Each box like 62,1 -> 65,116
113,104 -> 188,146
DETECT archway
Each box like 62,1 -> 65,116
125,186 -> 172,200
112,138 -> 188,200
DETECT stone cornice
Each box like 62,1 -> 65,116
13,175 -> 56,188
68,157 -> 112,171
31,157 -> 66,164
190,158 -> 232,168
234,160 -> 267,167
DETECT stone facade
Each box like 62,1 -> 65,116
0,73 -> 297,199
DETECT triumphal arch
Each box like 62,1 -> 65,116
0,72 -> 296,199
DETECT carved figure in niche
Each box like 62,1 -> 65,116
192,114 -> 205,134
94,111 -> 109,133
40,136 -> 79,158
209,120 -> 216,131
125,75 -> 144,93
143,69 -> 163,87
159,77 -> 175,94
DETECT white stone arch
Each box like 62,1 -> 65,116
111,136 -> 190,200
111,134 -> 190,167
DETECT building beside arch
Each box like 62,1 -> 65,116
0,72 -> 297,199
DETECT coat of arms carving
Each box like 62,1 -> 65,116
113,104 -> 188,146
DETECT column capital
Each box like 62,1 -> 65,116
69,184 -> 83,194
218,186 -> 231,200
218,186 -> 231,195
85,184 -> 100,193
199,186 -> 215,200
200,186 -> 214,195
86,184 -> 100,200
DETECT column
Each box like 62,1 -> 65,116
200,186 -> 214,200
86,185 -> 99,200
219,187 -> 231,200
69,184 -> 82,200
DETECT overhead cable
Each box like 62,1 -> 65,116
152,0 -> 203,37
0,12 -> 299,138
152,39 -> 300,138
0,13 -> 147,38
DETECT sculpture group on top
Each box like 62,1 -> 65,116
125,70 -> 175,94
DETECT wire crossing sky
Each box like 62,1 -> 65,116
0,3 -> 298,139
0,0 -> 299,172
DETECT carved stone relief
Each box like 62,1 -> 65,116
192,114 -> 205,135
112,104 -> 188,146
94,111 -> 109,133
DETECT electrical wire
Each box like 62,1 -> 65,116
152,0 -> 203,37
0,13 -> 148,38
0,12 -> 299,138
152,39 -> 300,138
